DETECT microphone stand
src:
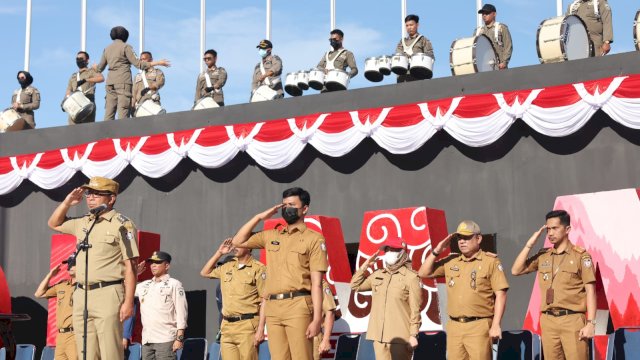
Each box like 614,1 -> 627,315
78,210 -> 102,360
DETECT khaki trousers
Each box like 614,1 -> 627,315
220,317 -> 259,360
446,318 -> 493,360
72,284 -> 125,360
104,84 -> 132,120
372,341 -> 413,360
54,331 -> 78,360
264,296 -> 313,360
540,313 -> 589,360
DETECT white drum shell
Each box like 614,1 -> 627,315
324,69 -> 350,91
251,85 -> 279,102
537,15 -> 590,64
634,10 -> 640,51
63,91 -> 95,121
135,100 -> 166,117
391,53 -> 409,75
364,57 -> 383,82
377,56 -> 392,75
450,35 -> 497,76
284,73 -> 302,97
192,96 -> 219,111
409,53 -> 435,79
0,109 -> 25,132
308,69 -> 325,91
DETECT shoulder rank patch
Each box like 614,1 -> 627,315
324,287 -> 332,295
126,232 -> 134,241
485,252 -> 498,258
117,214 -> 129,224
573,246 -> 586,254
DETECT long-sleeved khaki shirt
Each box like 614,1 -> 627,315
474,22 -> 513,66
395,33 -> 435,59
567,0 -> 613,48
195,66 -> 227,105
317,48 -> 358,78
97,39 -> 149,86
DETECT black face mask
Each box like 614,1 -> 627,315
18,79 -> 29,88
281,207 -> 301,224
76,59 -> 87,69
330,39 -> 341,49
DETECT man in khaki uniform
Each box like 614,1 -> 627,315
65,51 -> 104,124
475,4 -> 513,70
567,0 -> 613,56
95,26 -> 170,120
132,51 -> 165,116
11,71 -> 40,129
395,14 -> 435,83
232,187 -> 328,360
47,176 -> 139,360
512,210 -> 596,360
351,237 -> 422,360
201,238 -> 266,360
136,251 -> 188,359
252,40 -> 284,99
35,254 -> 78,360
194,49 -> 227,107
419,221 -> 508,360
313,279 -> 337,360
317,29 -> 358,92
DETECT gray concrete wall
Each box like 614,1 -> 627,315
1,52 -> 640,346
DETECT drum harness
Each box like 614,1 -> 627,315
325,48 -> 346,70
204,69 -> 222,97
569,0 -> 600,20
260,58 -> 281,88
475,22 -> 503,46
75,72 -> 95,95
402,34 -> 423,56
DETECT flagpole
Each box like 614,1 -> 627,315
330,0 -> 335,30
556,0 -> 563,16
81,0 -> 87,51
266,0 -> 272,40
139,0 -> 145,54
24,0 -> 32,71
401,0 -> 407,38
200,0 -> 206,72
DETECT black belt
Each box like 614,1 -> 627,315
268,290 -> 311,300
449,316 -> 492,323
223,313 -> 258,323
58,327 -> 73,333
76,280 -> 122,290
542,309 -> 582,317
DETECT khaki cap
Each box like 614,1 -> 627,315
455,220 -> 481,236
81,176 -> 119,194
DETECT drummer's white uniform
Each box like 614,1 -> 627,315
474,22 -> 513,68
395,33 -> 434,82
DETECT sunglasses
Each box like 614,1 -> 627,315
203,57 -> 214,61
84,190 -> 112,198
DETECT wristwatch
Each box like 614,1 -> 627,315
176,335 -> 185,342
587,319 -> 596,326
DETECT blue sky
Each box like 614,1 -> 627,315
1,1 -> 638,129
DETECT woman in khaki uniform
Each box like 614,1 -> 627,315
350,237 -> 422,360
11,71 -> 40,129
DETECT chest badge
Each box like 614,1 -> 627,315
543,273 -> 549,281
271,241 -> 280,246
448,278 -> 455,287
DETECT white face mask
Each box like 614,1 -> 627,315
383,250 -> 403,266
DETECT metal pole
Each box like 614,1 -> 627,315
556,0 -> 563,16
476,0 -> 482,28
81,0 -> 87,51
139,0 -> 145,54
330,0 -> 335,31
200,0 -> 206,72
401,0 -> 406,38
24,0 -> 32,71
266,0 -> 272,40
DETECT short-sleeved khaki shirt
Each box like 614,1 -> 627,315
432,250 -> 509,318
207,256 -> 266,317
244,223 -> 328,295
321,279 -> 337,313
58,209 -> 139,284
44,280 -> 75,329
522,242 -> 596,312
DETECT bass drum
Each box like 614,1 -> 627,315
536,15 -> 590,64
450,34 -> 497,76
325,69 -> 349,91
62,91 -> 95,122
634,10 -> 640,51
134,100 -> 166,117
364,57 -> 383,82
308,69 -> 325,91
409,53 -> 434,79
192,96 -> 220,111
251,85 -> 279,102
0,108 -> 26,132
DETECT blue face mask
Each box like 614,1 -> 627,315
258,49 -> 268,58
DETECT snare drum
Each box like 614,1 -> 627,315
634,10 -> 640,51
409,53 -> 435,79
192,96 -> 220,110
251,85 -> 279,102
377,56 -> 392,76
62,91 -> 95,122
450,35 -> 497,76
308,69 -> 325,91
325,69 -> 349,91
537,15 -> 590,64
391,53 -> 409,75
134,99 -> 166,117
0,108 -> 26,132
296,71 -> 310,91
364,57 -> 383,82
284,72 -> 302,97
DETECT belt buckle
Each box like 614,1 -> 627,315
552,310 -> 560,316
459,317 -> 467,323
276,293 -> 285,300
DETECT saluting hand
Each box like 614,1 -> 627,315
257,204 -> 284,221
49,263 -> 62,277
363,250 -> 380,268
434,233 -> 455,255
525,225 -> 547,248
218,238 -> 234,255
136,261 -> 146,276
63,187 -> 84,207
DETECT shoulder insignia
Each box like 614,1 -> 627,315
497,263 -> 504,272
538,248 -> 552,254
573,246 -> 586,254
320,242 -> 327,252
324,287 -> 332,295
261,272 -> 267,280
485,252 -> 498,258
117,214 -> 129,224
583,257 -> 593,268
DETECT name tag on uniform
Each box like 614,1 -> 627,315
450,266 -> 460,271
271,241 -> 280,245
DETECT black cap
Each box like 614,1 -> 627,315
256,39 -> 273,49
147,251 -> 172,263
62,253 -> 76,267
478,4 -> 497,14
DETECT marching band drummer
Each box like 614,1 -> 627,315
475,4 -> 513,70
316,29 -> 358,92
132,51 -> 165,116
567,0 -> 613,56
195,49 -> 227,107
252,40 -> 284,100
65,51 -> 104,124
11,71 -> 40,130
395,14 -> 435,83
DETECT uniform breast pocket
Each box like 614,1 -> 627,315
445,271 -> 461,287
95,235 -> 119,253
56,292 -> 66,305
290,246 -> 309,269
561,264 -> 580,280
371,278 -> 384,294
389,282 -> 409,301
538,268 -> 551,282
20,92 -> 33,104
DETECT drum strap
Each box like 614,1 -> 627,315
76,72 -> 83,92
402,35 -> 423,56
204,70 -> 221,94
325,49 -> 346,70
15,89 -> 22,105
259,59 -> 280,87
570,0 -> 599,18
475,23 -> 502,46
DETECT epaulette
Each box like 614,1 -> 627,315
53,279 -> 69,286
485,251 -> 498,258
117,213 -> 130,224
538,248 -> 552,254
274,223 -> 286,231
573,246 -> 586,254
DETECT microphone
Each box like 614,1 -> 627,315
89,204 -> 108,215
